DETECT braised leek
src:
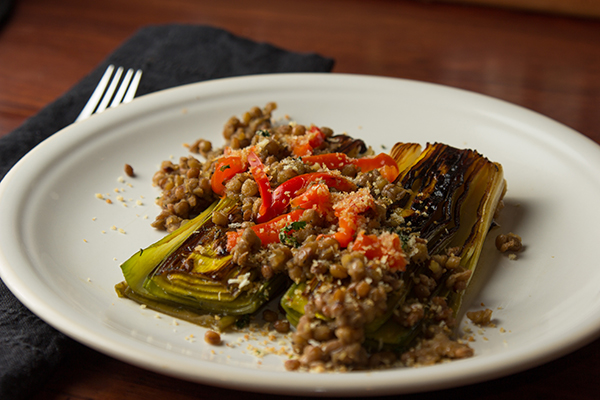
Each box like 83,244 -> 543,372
116,197 -> 288,330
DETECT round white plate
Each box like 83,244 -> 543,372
2,73 -> 600,396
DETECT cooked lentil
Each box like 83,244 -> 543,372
204,330 -> 222,346
124,163 -> 135,177
273,319 -> 291,334
466,308 -> 493,326
495,232 -> 523,253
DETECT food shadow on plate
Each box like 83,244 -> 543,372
455,197 -> 528,327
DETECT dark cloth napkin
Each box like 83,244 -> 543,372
0,24 -> 333,399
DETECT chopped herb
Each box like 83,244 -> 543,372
256,129 -> 271,137
279,232 -> 299,247
399,231 -> 411,251
381,144 -> 387,149
279,220 -> 307,247
288,221 -> 307,231
220,164 -> 231,172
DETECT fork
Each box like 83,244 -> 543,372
75,65 -> 142,122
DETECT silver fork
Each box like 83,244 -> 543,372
76,65 -> 142,122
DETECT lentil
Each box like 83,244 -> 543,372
496,232 -> 523,253
124,163 -> 135,177
273,319 -> 290,334
204,330 -> 221,345
467,308 -> 493,326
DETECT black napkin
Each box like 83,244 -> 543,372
0,24 -> 333,399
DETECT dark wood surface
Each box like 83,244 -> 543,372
1,0 -> 600,398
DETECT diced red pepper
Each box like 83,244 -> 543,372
302,152 -> 400,182
326,188 -> 375,248
227,183 -> 335,251
226,230 -> 241,252
211,154 -> 247,196
256,172 -> 356,223
349,231 -> 407,271
291,126 -> 326,157
302,153 -> 351,169
377,164 -> 399,183
289,183 -> 333,215
226,209 -> 305,251
333,188 -> 375,248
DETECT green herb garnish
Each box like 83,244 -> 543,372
256,129 -> 271,137
399,231 -> 411,251
279,221 -> 307,247
288,221 -> 307,231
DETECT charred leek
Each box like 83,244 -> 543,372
116,197 -> 287,330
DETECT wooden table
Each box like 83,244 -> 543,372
1,0 -> 600,398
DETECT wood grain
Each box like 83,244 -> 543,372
1,0 -> 600,399
432,0 -> 600,18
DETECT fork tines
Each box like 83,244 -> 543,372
76,65 -> 142,122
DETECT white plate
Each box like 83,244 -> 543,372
2,73 -> 600,396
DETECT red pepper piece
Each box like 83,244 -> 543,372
302,152 -> 400,182
292,126 -> 326,157
226,209 -> 305,251
289,183 -> 332,215
301,153 -> 352,169
354,153 -> 400,182
257,172 -> 356,223
227,183 -> 335,251
211,155 -> 246,196
247,151 -> 272,219
325,187 -> 375,248
333,202 -> 369,247
349,231 -> 407,271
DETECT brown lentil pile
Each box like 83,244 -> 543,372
146,103 -> 504,372
151,156 -> 216,231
